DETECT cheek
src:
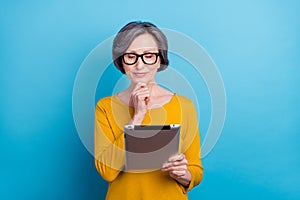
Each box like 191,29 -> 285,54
153,63 -> 160,71
123,65 -> 133,73
149,66 -> 158,76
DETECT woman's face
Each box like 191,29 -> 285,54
122,34 -> 160,84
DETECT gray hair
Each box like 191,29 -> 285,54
112,21 -> 169,74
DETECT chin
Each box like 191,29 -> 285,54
128,73 -> 155,84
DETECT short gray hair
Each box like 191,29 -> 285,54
112,21 -> 169,74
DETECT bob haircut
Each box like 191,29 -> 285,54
112,21 -> 169,74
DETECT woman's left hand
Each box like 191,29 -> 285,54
161,153 -> 191,187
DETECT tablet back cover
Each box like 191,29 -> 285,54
124,124 -> 180,171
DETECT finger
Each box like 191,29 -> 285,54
132,87 -> 149,95
162,161 -> 188,172
170,170 -> 186,177
167,154 -> 180,162
135,93 -> 150,101
131,84 -> 147,95
162,159 -> 188,173
132,88 -> 150,98
132,90 -> 150,99
172,159 -> 188,166
162,154 -> 182,168
168,153 -> 185,162
176,153 -> 186,161
144,97 -> 149,105
162,160 -> 184,169
134,82 -> 147,90
162,163 -> 187,171
169,173 -> 177,179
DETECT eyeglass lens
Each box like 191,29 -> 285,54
123,53 -> 159,65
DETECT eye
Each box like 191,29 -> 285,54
125,54 -> 136,59
144,53 -> 155,59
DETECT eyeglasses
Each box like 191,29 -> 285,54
122,52 -> 160,65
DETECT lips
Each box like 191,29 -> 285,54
133,72 -> 147,77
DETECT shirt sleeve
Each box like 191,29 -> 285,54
181,100 -> 204,192
94,99 -> 125,182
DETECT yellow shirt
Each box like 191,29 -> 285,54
94,94 -> 203,200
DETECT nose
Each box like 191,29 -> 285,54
135,57 -> 144,70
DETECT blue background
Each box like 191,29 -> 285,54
1,0 -> 300,199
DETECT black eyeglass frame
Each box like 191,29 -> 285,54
122,52 -> 160,65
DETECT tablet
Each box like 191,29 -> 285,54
124,124 -> 180,171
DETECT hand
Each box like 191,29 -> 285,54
130,82 -> 150,124
161,153 -> 191,187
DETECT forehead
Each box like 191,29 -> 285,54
126,34 -> 158,52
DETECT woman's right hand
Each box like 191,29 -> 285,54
130,82 -> 150,125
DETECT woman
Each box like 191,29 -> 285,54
94,21 -> 203,199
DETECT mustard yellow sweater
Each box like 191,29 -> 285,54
94,94 -> 203,200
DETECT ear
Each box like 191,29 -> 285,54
157,65 -> 160,71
